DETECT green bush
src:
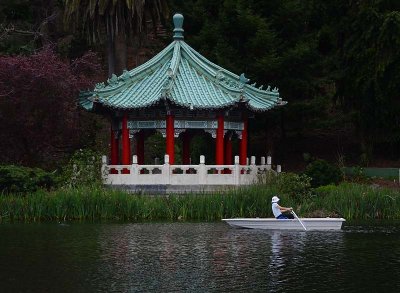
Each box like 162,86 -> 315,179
314,184 -> 338,197
258,171 -> 313,200
0,165 -> 56,194
304,159 -> 342,187
61,149 -> 102,188
348,166 -> 370,183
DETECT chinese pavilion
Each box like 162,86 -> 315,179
79,13 -> 285,192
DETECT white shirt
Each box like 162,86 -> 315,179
272,203 -> 281,218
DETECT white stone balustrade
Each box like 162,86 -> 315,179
101,155 -> 280,186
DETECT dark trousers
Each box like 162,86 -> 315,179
276,213 -> 294,219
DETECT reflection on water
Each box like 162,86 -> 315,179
0,222 -> 399,292
268,231 -> 306,288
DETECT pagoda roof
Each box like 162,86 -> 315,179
80,14 -> 285,113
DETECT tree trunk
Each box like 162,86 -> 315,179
107,36 -> 115,78
278,107 -> 286,164
360,134 -> 373,166
114,33 -> 127,76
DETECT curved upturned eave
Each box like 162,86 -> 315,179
78,91 -> 94,111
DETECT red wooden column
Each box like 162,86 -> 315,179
136,131 -> 145,165
239,115 -> 248,165
110,126 -> 119,174
224,133 -> 232,165
166,113 -> 175,164
182,132 -> 191,165
216,113 -> 224,165
224,133 -> 233,174
121,114 -> 131,173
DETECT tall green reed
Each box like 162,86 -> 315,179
0,185 -> 277,222
0,182 -> 398,222
309,183 -> 400,219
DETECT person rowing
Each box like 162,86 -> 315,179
271,196 -> 294,219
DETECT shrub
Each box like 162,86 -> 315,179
61,149 -> 103,188
314,184 -> 338,197
348,166 -> 370,183
258,171 -> 313,200
0,165 -> 56,194
304,159 -> 342,187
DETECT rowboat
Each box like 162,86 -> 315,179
222,217 -> 346,231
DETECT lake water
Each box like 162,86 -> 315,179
0,222 -> 399,292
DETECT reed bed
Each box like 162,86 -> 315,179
305,183 -> 400,220
0,185 -> 277,222
0,183 -> 399,222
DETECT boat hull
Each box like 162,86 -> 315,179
222,218 -> 346,231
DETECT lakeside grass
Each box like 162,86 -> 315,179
0,183 -> 399,222
306,183 -> 400,220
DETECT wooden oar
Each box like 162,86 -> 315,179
291,210 -> 307,231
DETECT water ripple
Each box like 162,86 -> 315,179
0,222 -> 399,292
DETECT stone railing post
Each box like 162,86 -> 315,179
131,155 -> 138,175
260,156 -> 266,173
277,165 -> 282,173
250,156 -> 257,182
198,155 -> 206,185
163,154 -> 171,184
267,156 -> 272,171
101,155 -> 108,180
234,155 -> 240,185
250,156 -> 257,177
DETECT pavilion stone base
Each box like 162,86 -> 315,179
107,184 -> 237,195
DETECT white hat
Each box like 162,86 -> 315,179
271,196 -> 280,203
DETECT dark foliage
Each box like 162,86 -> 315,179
0,0 -> 399,171
304,159 -> 342,188
0,165 -> 57,194
332,1 -> 400,164
171,0 -> 400,166
0,47 -> 103,168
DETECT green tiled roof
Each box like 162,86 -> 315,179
80,14 -> 285,112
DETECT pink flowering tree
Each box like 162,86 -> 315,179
0,48 -> 104,168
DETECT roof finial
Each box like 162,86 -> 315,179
173,13 -> 184,40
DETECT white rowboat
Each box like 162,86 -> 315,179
222,218 -> 346,231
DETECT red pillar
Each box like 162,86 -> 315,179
240,115 -> 248,165
224,134 -> 232,165
110,126 -> 119,174
216,113 -> 224,165
136,131 -> 145,165
166,114 -> 175,164
224,133 -> 233,174
121,114 -> 131,173
110,127 -> 119,165
182,132 -> 191,165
